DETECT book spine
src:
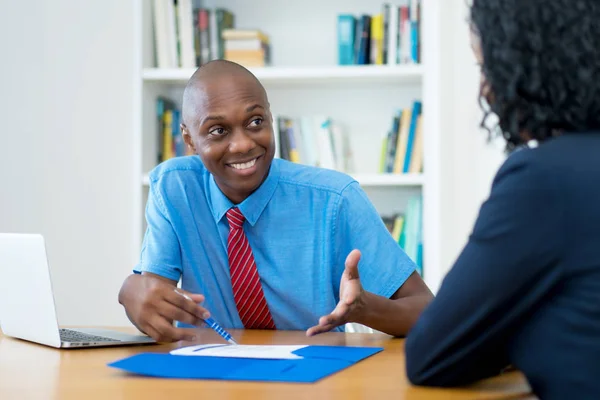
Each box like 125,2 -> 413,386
337,15 -> 356,65
402,101 -> 422,173
199,9 -> 210,64
382,4 -> 389,64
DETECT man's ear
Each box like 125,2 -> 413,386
181,123 -> 196,153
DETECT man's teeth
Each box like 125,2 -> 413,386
231,158 -> 257,170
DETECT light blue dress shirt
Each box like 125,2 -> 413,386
135,156 -> 416,331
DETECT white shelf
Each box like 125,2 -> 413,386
351,173 -> 423,186
142,64 -> 423,85
141,172 -> 422,187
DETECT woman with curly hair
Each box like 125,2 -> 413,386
404,0 -> 600,398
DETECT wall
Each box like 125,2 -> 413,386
437,0 -> 506,279
0,0 -> 136,326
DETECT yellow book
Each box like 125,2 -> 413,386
163,110 -> 173,161
392,215 -> 404,243
393,108 -> 412,173
377,13 -> 385,65
285,119 -> 301,163
379,136 -> 388,173
370,14 -> 384,65
409,115 -> 424,173
222,29 -> 269,43
288,149 -> 300,163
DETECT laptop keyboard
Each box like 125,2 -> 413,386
59,329 -> 120,343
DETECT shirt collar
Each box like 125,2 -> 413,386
209,159 -> 280,226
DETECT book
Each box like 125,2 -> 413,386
222,29 -> 270,67
336,1 -> 421,66
337,15 -> 356,65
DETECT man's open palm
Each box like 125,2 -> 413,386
306,249 -> 365,336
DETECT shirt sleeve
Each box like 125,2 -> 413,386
133,178 -> 183,282
334,181 -> 417,300
405,151 -> 564,386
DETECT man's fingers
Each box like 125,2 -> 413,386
330,300 -> 350,319
178,288 -> 205,304
306,313 -> 344,336
306,322 -> 336,336
157,301 -> 202,326
151,317 -> 197,342
321,313 -> 345,329
342,283 -> 363,306
306,324 -> 322,336
170,326 -> 198,342
165,289 -> 210,319
311,302 -> 349,332
141,324 -> 162,342
187,293 -> 205,303
344,249 -> 362,280
307,287 -> 355,338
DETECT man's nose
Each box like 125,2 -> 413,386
229,129 -> 256,153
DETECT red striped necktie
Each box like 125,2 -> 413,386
226,207 -> 276,329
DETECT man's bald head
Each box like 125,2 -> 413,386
182,60 -> 269,128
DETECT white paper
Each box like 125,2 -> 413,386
170,344 -> 307,360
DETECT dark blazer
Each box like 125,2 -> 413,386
405,133 -> 600,400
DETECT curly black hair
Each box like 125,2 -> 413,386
469,0 -> 600,151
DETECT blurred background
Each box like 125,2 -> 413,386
0,0 -> 505,328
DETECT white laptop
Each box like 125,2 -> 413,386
0,233 -> 156,348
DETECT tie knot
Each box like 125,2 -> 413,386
226,207 -> 245,229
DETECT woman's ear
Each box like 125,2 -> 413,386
481,78 -> 495,108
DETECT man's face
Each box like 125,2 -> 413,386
182,74 -> 275,204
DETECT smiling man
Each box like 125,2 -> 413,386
118,60 -> 433,342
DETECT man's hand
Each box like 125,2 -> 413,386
118,273 -> 209,342
306,249 -> 366,336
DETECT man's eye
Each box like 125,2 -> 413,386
209,127 -> 226,135
249,118 -> 263,127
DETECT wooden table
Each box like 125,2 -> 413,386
0,327 -> 534,400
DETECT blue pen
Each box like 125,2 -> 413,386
175,289 -> 238,345
203,317 -> 237,344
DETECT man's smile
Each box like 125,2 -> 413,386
226,155 -> 263,175
229,157 -> 258,170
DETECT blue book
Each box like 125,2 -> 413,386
171,110 -> 185,157
414,195 -> 423,274
402,100 -> 422,173
356,15 -> 371,65
337,15 -> 356,65
411,21 -> 419,63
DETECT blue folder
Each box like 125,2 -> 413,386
107,345 -> 383,383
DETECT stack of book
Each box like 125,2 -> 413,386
152,0 -> 235,68
155,97 -> 192,163
273,115 -> 353,174
337,0 -> 420,66
380,100 -> 423,174
223,29 -> 271,67
381,195 -> 423,275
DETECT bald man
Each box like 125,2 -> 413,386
118,60 -> 433,342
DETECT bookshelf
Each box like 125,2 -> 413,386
133,0 -> 443,293
142,64 -> 423,85
143,172 -> 424,187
